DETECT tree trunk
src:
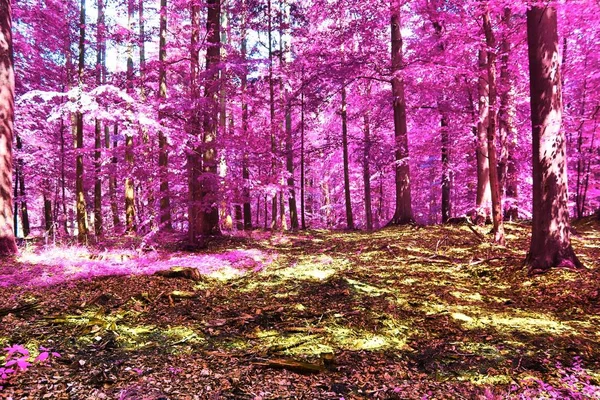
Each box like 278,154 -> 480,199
341,84 -> 354,229
300,69 -> 307,230
475,49 -> 491,225
362,84 -> 373,231
14,135 -> 29,237
75,0 -> 88,244
93,0 -> 104,237
195,0 -> 221,237
440,111 -> 451,223
158,0 -> 172,230
389,1 -> 413,225
267,0 -> 278,230
483,5 -> 505,245
124,0 -> 136,234
498,7 -> 518,221
44,194 -> 53,237
241,1 -> 252,230
525,5 -> 581,272
0,0 -> 17,254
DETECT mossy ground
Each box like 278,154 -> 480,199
0,219 -> 599,398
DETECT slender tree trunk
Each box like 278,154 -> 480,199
389,1 -> 413,224
0,0 -> 17,254
158,0 -> 172,229
483,5 -> 505,245
14,135 -> 29,237
124,0 -> 136,234
93,0 -> 104,237
188,3 -> 200,242
266,0 -> 279,230
60,117 -> 69,235
300,72 -> 307,230
525,5 -> 581,272
362,84 -> 373,230
44,194 -> 53,237
75,0 -> 88,244
440,112 -> 451,223
241,0 -> 252,230
341,84 -> 354,229
475,49 -> 491,224
498,7 -> 518,221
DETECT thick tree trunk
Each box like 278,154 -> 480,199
188,4 -> 200,242
109,124 -> 120,230
389,1 -> 413,225
0,0 -> 17,255
525,5 -> 581,272
158,0 -> 172,230
196,0 -> 221,237
341,85 -> 354,229
75,0 -> 88,244
483,5 -> 505,245
475,49 -> 491,225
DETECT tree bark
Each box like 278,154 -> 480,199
158,0 -> 172,230
267,0 -> 278,230
94,0 -> 105,237
440,111 -> 451,223
241,0 -> 252,230
300,68 -> 306,230
341,84 -> 354,229
389,1 -> 413,225
124,0 -> 136,234
498,7 -> 518,221
475,49 -> 491,225
483,4 -> 505,245
525,5 -> 581,272
196,0 -> 221,236
0,0 -> 17,254
75,0 -> 88,244
362,84 -> 373,231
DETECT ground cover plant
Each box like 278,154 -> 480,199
0,218 -> 599,398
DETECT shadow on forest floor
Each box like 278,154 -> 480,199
0,218 -> 599,398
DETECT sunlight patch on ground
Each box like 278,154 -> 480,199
5,247 -> 272,287
263,254 -> 348,282
346,278 -> 390,296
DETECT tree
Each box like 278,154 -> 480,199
158,0 -> 172,230
189,0 -> 221,240
0,0 -> 17,255
482,3 -> 505,245
525,5 -> 581,272
389,0 -> 413,225
94,0 -> 105,237
75,0 -> 88,244
475,49 -> 491,225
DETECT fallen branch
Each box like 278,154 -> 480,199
0,301 -> 40,317
253,358 -> 324,374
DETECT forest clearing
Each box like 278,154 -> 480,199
0,219 -> 599,398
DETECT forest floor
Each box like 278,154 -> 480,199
0,219 -> 599,399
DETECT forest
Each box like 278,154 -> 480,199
0,0 -> 600,398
